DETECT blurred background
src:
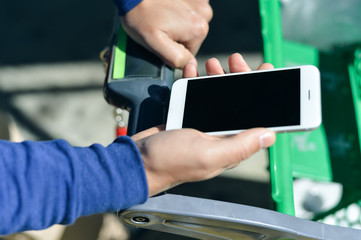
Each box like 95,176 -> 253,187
0,0 -> 265,144
0,0 -> 270,239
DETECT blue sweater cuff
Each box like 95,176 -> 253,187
75,136 -> 149,217
113,0 -> 143,16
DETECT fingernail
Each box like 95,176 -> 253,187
239,54 -> 245,62
259,132 -> 275,149
188,58 -> 197,67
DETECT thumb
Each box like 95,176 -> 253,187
211,128 -> 276,168
131,125 -> 165,141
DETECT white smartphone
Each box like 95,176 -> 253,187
166,65 -> 321,135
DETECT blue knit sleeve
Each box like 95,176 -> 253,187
0,136 -> 148,235
112,0 -> 143,16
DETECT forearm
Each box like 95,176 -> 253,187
0,136 -> 148,235
112,0 -> 143,15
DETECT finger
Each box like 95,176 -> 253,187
131,125 -> 165,141
205,58 -> 225,75
257,63 -> 274,71
228,53 -> 252,73
148,31 -> 197,68
184,0 -> 213,22
166,3 -> 209,58
184,29 -> 208,56
209,128 -> 276,168
183,61 -> 199,78
180,17 -> 209,57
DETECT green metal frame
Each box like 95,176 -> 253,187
260,0 -> 333,216
260,1 -> 361,228
349,48 -> 361,148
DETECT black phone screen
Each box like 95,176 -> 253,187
182,69 -> 301,132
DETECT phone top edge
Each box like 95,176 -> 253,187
303,64 -> 320,73
175,65 -> 319,82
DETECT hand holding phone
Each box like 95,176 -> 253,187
166,65 -> 321,135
